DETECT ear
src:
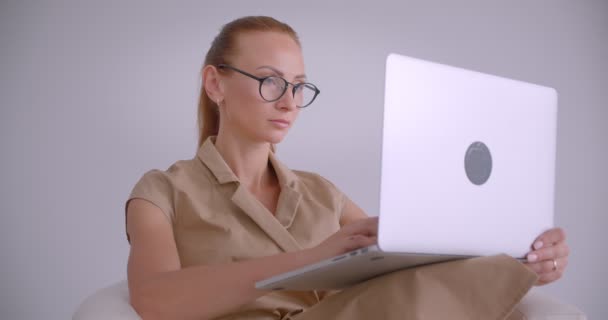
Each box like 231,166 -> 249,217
202,65 -> 224,103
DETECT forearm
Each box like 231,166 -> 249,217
130,248 -> 319,320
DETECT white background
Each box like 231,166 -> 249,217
1,1 -> 606,319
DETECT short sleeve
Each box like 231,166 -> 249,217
316,174 -> 349,220
125,169 -> 175,243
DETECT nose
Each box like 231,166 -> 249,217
275,86 -> 297,111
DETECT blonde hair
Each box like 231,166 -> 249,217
197,16 -> 301,148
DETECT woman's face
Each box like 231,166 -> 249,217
218,31 -> 306,145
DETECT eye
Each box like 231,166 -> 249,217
264,77 -> 285,89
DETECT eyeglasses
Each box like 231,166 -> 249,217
217,64 -> 320,108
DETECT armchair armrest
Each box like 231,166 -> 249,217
73,281 -> 141,320
513,289 -> 587,320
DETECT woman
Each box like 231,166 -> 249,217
125,16 -> 569,320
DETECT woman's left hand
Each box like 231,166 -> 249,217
524,227 -> 570,286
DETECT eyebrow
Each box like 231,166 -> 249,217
256,65 -> 307,80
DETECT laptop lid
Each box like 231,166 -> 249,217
377,53 -> 557,258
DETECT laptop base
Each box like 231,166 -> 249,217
255,245 -> 470,291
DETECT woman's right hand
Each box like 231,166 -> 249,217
311,217 -> 379,261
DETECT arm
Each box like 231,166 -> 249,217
127,198 -> 377,320
339,196 -> 370,227
127,199 -> 319,320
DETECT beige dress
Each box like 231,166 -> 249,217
126,136 -> 537,320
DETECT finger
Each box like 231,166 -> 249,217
536,269 -> 563,285
525,256 -> 568,274
527,242 -> 569,262
532,227 -> 567,249
345,217 -> 378,236
345,235 -> 377,252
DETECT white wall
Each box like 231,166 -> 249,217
1,1 -> 606,319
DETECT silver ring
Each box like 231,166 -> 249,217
552,259 -> 558,271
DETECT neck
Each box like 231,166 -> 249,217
214,130 -> 274,191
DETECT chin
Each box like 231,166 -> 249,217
263,130 -> 289,145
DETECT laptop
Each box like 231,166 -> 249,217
256,53 -> 557,291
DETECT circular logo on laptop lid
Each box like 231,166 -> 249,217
464,141 -> 492,185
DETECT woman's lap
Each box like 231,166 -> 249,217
290,254 -> 537,320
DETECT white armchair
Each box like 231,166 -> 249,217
73,280 -> 587,320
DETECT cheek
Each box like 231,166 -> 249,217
224,98 -> 268,131
224,78 -> 262,105
225,85 -> 264,116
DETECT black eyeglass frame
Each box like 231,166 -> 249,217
217,64 -> 320,108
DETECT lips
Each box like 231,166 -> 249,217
270,119 -> 290,125
269,119 -> 291,129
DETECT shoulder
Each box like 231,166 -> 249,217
292,170 -> 339,192
292,170 -> 367,225
128,157 -> 211,217
291,170 -> 346,205
134,157 -> 209,192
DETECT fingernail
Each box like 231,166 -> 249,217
527,253 -> 538,262
534,241 -> 544,250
